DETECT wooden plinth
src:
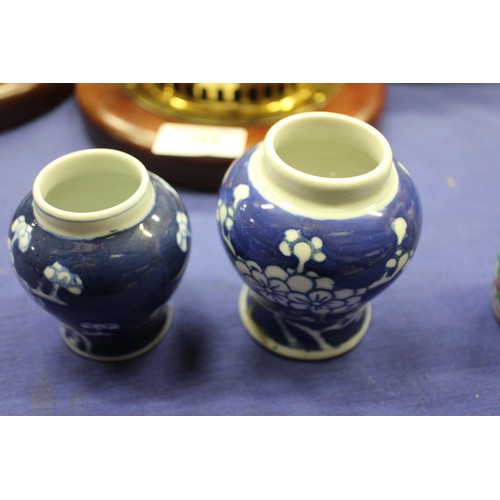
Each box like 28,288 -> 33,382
76,83 -> 386,191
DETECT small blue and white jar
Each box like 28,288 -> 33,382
8,149 -> 190,361
217,112 -> 422,360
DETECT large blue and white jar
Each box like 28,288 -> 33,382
8,149 -> 190,361
217,112 -> 422,360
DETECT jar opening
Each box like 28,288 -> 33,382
38,152 -> 143,213
32,149 -> 156,238
44,171 -> 141,213
272,114 -> 385,178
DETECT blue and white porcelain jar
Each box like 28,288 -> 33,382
8,149 -> 190,361
217,112 -> 422,360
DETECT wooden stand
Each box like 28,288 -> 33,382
0,84 -> 73,131
76,83 -> 386,191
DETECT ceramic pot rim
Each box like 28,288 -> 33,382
32,148 -> 156,238
262,111 -> 393,200
33,148 -> 150,222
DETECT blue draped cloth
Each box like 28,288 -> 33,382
1,84 -> 499,415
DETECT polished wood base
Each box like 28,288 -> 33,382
0,84 -> 73,131
76,83 -> 386,191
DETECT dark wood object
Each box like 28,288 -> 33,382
76,83 -> 386,191
0,84 -> 73,131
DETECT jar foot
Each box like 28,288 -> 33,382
239,286 -> 370,360
60,303 -> 173,362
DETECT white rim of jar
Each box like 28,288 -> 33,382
261,111 -> 394,203
32,148 -> 155,238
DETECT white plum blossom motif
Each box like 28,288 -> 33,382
368,217 -> 411,289
279,229 -> 326,273
176,212 -> 190,252
8,215 -> 33,264
24,261 -> 84,306
235,258 -> 364,315
236,261 -> 291,306
10,216 -> 33,252
217,183 -> 250,256
43,261 -> 83,297
217,200 -> 235,234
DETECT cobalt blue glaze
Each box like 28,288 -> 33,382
217,143 -> 422,360
8,173 -> 190,361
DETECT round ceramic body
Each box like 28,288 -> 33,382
217,112 -> 422,360
8,149 -> 190,361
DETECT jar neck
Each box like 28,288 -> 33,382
32,149 -> 155,239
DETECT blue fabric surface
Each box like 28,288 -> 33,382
0,84 -> 499,415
